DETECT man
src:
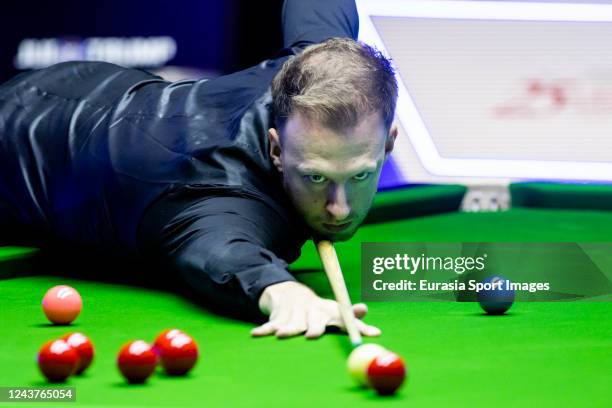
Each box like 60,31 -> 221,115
0,0 -> 398,339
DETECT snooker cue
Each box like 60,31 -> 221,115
315,239 -> 363,347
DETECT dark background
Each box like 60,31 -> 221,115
0,0 -> 285,82
0,0 -> 406,189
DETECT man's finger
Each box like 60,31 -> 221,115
276,322 -> 308,338
355,319 -> 381,337
251,321 -> 277,337
252,306 -> 293,337
327,302 -> 368,327
352,303 -> 368,319
271,307 -> 303,338
304,310 -> 327,339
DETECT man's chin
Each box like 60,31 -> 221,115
312,226 -> 358,242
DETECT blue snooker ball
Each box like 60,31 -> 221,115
477,276 -> 515,315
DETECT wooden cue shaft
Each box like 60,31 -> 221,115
315,240 -> 363,347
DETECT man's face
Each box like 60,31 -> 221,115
269,112 -> 397,241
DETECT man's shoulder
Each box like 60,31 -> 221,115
198,56 -> 290,97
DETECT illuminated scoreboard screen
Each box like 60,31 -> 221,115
362,0 -> 612,188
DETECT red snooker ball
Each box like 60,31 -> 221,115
117,340 -> 158,384
367,351 -> 407,396
153,328 -> 183,356
156,332 -> 198,376
38,339 -> 79,382
62,332 -> 94,375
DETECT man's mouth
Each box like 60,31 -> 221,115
322,221 -> 352,232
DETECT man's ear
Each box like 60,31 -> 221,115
268,128 -> 283,172
384,124 -> 398,159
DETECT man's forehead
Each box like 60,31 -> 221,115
282,112 -> 386,160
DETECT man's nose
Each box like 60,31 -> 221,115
326,185 -> 351,221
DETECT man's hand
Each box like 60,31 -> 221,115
251,281 -> 381,339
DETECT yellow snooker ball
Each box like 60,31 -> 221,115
347,343 -> 386,386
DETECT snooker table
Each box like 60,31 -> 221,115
0,183 -> 611,407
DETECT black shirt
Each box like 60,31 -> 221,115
0,0 -> 359,312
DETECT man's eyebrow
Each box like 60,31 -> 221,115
297,162 -> 378,174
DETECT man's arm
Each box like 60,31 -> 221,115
138,192 -> 380,338
139,194 -> 301,318
282,0 -> 359,51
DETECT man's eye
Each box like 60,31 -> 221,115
353,172 -> 371,181
307,175 -> 327,184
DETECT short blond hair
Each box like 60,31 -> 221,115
271,38 -> 397,133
